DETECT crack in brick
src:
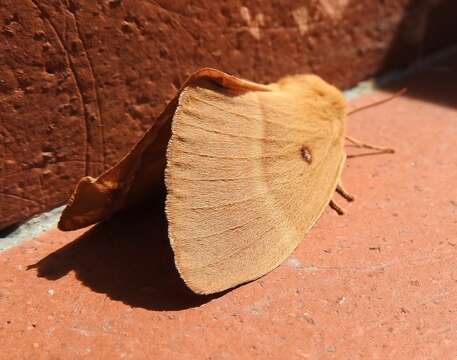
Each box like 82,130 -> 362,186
1,160 -> 102,180
66,1 -> 106,170
29,0 -> 99,177
0,191 -> 43,207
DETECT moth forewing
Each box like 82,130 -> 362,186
165,73 -> 347,294
58,68 -> 348,295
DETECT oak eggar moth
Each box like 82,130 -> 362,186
58,68 -> 382,294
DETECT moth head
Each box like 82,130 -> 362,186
275,74 -> 347,123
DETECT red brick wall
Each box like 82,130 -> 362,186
1,0 -> 456,229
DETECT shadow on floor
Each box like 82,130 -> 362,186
28,202 -> 225,311
374,0 -> 457,110
377,51 -> 457,111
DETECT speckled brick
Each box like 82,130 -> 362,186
1,0 -> 457,229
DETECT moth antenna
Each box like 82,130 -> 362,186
348,88 -> 406,116
329,200 -> 345,216
345,136 -> 395,154
336,183 -> 354,202
347,151 -> 396,158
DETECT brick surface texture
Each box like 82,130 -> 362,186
1,0 -> 456,228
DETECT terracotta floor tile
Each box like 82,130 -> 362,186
1,60 -> 457,359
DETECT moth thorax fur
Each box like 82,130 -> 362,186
277,74 -> 347,121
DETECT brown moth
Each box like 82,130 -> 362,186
58,68 -> 389,294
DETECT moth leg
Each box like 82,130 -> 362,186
329,200 -> 345,216
336,183 -> 354,202
345,135 -> 395,155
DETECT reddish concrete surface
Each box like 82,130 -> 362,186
2,0 -> 457,229
1,66 -> 457,359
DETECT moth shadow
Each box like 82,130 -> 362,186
375,1 -> 457,110
28,202 -> 223,311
